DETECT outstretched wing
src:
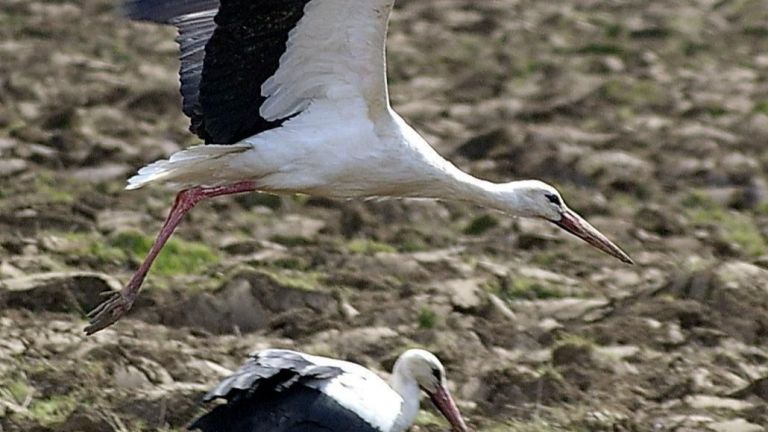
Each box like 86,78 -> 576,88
123,0 -> 395,144
202,349 -> 343,402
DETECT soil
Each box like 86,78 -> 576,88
1,0 -> 768,431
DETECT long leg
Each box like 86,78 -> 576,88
84,181 -> 257,335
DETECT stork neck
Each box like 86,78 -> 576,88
389,367 -> 421,432
420,161 -> 522,214
390,114 -> 522,214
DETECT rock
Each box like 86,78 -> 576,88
595,345 -> 641,361
576,151 -> 653,191
440,278 -> 487,312
674,123 -> 740,145
659,322 -> 686,346
0,138 -> 17,152
582,409 -> 630,430
516,266 -> 580,288
96,210 -> 148,232
515,218 -> 562,250
519,74 -> 603,118
660,415 -> 716,430
588,267 -> 641,289
256,214 -> 326,243
0,158 -> 27,177
0,271 -> 121,313
151,270 -> 339,335
708,419 -> 764,432
730,376 -> 768,401
132,356 -> 174,385
0,261 -> 25,279
487,293 -> 517,321
0,336 -> 26,356
113,364 -> 152,390
455,127 -> 514,160
71,163 -> 132,182
472,365 -> 576,410
311,326 -> 400,359
721,152 -> 759,185
685,395 -> 755,411
601,56 -> 625,72
634,205 -> 684,235
512,298 -> 610,321
339,299 -> 360,320
186,359 -> 232,378
552,342 -> 594,367
537,318 -> 563,333
527,124 -> 616,147
714,261 -> 768,293
114,382 -> 203,428
374,253 -> 429,281
54,408 -> 114,432
411,249 -> 462,264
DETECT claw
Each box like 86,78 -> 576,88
84,292 -> 132,335
86,293 -> 114,318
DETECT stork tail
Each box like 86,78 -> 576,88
126,144 -> 250,190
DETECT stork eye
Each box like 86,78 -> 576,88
432,368 -> 442,381
545,193 -> 561,206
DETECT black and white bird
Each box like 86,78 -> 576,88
189,348 -> 468,432
85,0 -> 633,334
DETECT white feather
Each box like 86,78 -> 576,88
126,144 -> 250,190
260,0 -> 394,122
294,351 -> 405,432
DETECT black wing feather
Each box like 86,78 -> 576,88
122,0 -> 310,144
123,0 -> 219,23
189,387 -> 378,432
174,9 -> 217,130
189,350 -> 378,432
197,0 -> 309,144
202,350 -> 343,403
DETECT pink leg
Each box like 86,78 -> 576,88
85,181 -> 257,335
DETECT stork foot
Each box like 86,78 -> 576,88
84,292 -> 134,335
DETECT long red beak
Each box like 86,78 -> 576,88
429,385 -> 469,432
552,209 -> 634,264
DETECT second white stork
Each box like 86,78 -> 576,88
86,0 -> 632,334
189,348 -> 468,432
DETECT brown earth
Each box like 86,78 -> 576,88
2,0 -> 768,431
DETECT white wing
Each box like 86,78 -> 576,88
260,0 -> 396,122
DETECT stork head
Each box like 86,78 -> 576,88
393,349 -> 468,432
496,180 -> 633,264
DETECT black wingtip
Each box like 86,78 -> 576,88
121,0 -> 220,23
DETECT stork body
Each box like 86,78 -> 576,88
85,0 -> 632,334
189,349 -> 468,432
132,103 -> 463,200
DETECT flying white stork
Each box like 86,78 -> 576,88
85,0 -> 633,334
189,348 -> 468,432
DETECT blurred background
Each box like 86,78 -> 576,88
1,0 -> 767,430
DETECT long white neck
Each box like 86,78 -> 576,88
408,155 -> 527,214
388,365 -> 421,432
386,113 -> 528,216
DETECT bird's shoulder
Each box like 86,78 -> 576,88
201,349 -> 345,403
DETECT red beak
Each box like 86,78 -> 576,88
429,385 -> 469,432
552,209 -> 634,264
